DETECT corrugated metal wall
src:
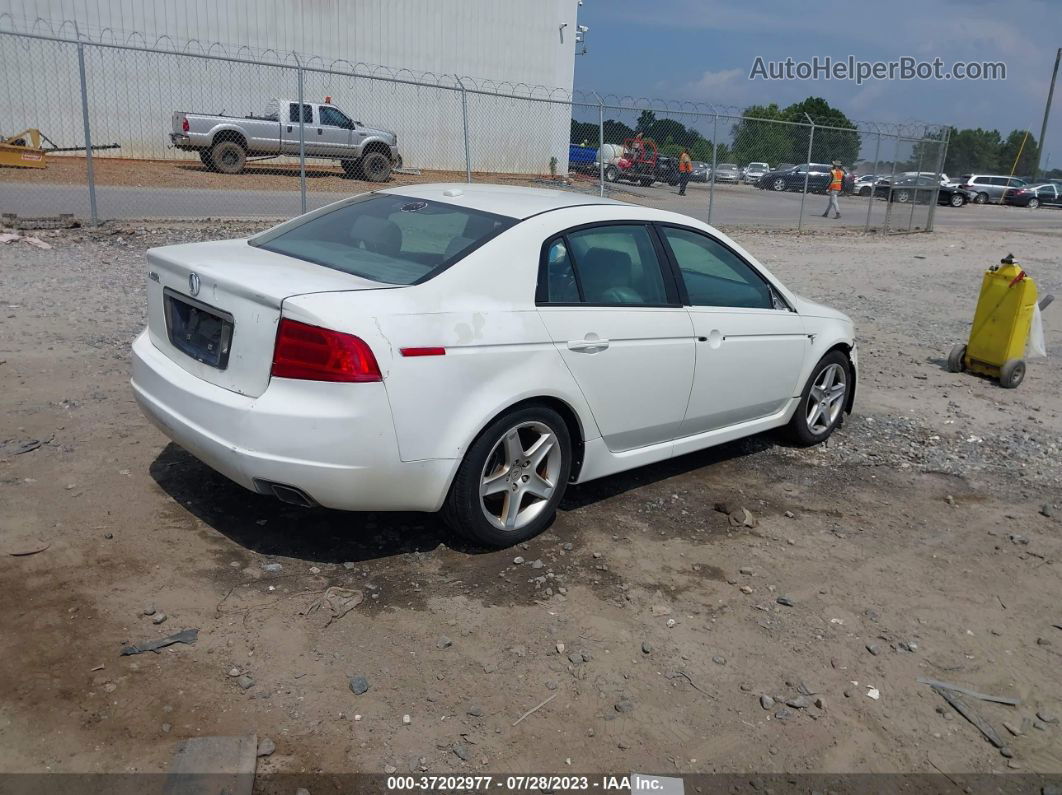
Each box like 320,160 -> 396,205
5,0 -> 578,90
1,0 -> 579,173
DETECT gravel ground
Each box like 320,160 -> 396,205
0,217 -> 1060,780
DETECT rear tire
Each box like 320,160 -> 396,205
784,351 -> 851,446
772,177 -> 786,192
604,164 -> 619,183
209,140 -> 246,174
949,193 -> 964,207
999,359 -> 1025,389
1027,198 -> 1040,209
442,405 -> 572,548
360,151 -> 392,182
947,343 -> 967,373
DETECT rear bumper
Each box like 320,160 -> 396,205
130,330 -> 452,511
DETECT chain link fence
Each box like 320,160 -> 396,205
0,28 -> 949,234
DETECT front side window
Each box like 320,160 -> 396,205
320,107 -> 352,128
546,224 -> 670,305
660,227 -> 773,309
252,194 -> 514,284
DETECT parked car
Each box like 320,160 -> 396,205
690,161 -> 710,183
713,163 -> 742,183
742,162 -> 770,184
171,98 -> 401,180
756,163 -> 855,194
872,175 -> 972,206
131,185 -> 856,547
957,174 -> 1028,204
1003,183 -> 1062,208
854,174 -> 887,196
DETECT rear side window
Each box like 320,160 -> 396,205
252,194 -> 515,285
289,103 -> 312,123
539,224 -> 673,306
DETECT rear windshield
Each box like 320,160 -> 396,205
251,194 -> 515,285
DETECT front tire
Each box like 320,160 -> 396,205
360,151 -> 392,182
785,351 -> 851,446
442,405 -> 572,547
974,192 -> 988,204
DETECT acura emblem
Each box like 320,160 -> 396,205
188,272 -> 201,297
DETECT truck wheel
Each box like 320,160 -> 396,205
946,343 -> 966,373
210,140 -> 246,174
392,153 -> 403,170
198,150 -> 216,170
999,359 -> 1025,389
341,159 -> 362,179
360,151 -> 392,182
604,164 -> 619,183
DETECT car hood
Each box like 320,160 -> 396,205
358,125 -> 397,144
790,293 -> 853,324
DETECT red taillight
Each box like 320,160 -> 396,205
271,318 -> 381,383
181,116 -> 189,132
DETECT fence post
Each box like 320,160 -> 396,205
798,115 -> 815,232
597,95 -> 605,198
883,134 -> 901,234
76,40 -> 98,225
925,127 -> 950,232
296,59 -> 306,215
863,131 -> 882,233
458,77 -> 471,183
707,112 -> 718,225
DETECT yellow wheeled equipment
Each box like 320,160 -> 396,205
947,253 -> 1052,388
0,128 -> 119,169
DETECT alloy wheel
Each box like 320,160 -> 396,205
806,363 -> 847,435
479,421 -> 563,531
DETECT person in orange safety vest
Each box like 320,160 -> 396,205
678,148 -> 693,196
822,160 -> 845,219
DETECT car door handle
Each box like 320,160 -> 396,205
567,339 -> 610,352
317,128 -> 323,135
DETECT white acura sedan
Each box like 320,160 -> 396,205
131,184 -> 856,547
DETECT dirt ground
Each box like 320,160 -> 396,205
0,155 -> 567,193
0,217 -> 1060,783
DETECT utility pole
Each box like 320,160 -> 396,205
1035,47 -> 1061,179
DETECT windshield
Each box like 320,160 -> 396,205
251,194 -> 516,285
719,163 -> 737,170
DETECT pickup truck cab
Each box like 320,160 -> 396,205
171,98 -> 402,181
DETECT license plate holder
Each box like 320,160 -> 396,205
163,288 -> 234,369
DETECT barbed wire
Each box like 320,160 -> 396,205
0,12 -> 949,139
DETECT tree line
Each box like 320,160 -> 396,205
572,96 -> 1060,180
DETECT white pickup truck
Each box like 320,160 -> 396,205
170,98 -> 402,181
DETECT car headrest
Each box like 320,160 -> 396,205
349,215 -> 402,257
579,247 -> 632,302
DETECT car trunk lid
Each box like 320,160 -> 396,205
145,238 -> 390,397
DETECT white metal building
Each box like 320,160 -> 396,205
1,0 -> 581,172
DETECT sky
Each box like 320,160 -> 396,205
573,0 -> 1062,167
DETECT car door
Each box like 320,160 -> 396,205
317,106 -> 354,156
280,102 -> 312,154
535,223 -> 695,453
656,224 -> 809,436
